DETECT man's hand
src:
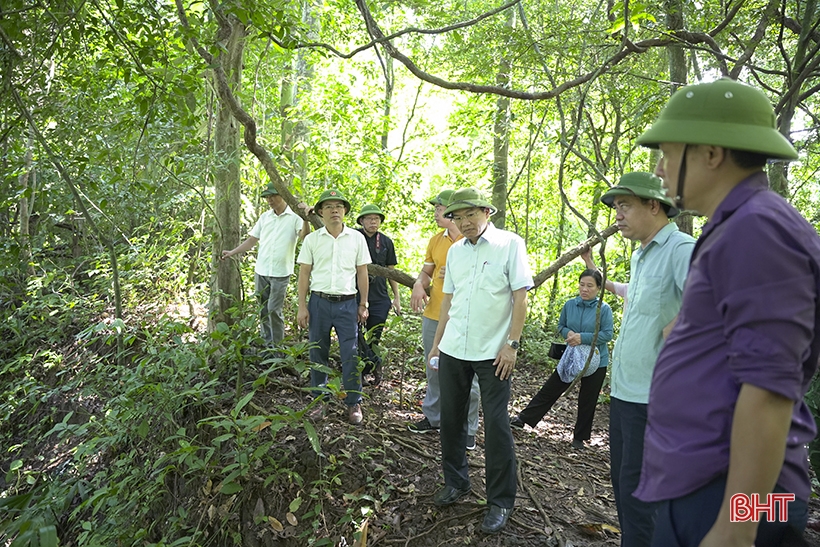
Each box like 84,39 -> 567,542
358,304 -> 369,323
566,331 -> 582,346
392,296 -> 402,316
493,344 -> 517,380
427,345 -> 440,365
411,283 -> 428,313
221,250 -> 232,260
297,306 -> 309,329
296,202 -> 311,214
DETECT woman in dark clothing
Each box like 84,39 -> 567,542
511,269 -> 613,449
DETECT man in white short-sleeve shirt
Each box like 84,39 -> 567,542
222,182 -> 310,346
297,189 -> 371,425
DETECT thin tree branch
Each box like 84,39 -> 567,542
270,0 -> 523,59
175,0 -> 322,228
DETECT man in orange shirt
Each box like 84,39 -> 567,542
409,189 -> 481,450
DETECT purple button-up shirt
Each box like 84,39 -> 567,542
636,172 -> 820,503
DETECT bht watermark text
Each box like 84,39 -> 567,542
730,493 -> 795,522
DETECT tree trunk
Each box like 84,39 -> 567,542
280,0 -> 316,187
665,0 -> 693,235
492,10 -> 515,229
19,129 -> 34,277
771,0 -> 816,197
209,16 -> 246,329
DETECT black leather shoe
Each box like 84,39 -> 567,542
433,485 -> 471,506
481,505 -> 513,533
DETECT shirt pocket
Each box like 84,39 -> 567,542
630,275 -> 663,317
480,262 -> 509,294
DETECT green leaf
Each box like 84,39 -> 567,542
220,482 -> 242,495
39,525 -> 58,547
232,391 -> 255,417
302,420 -> 321,455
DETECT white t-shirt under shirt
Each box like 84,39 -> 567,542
249,207 -> 304,277
297,225 -> 371,295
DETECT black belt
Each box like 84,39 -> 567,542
311,291 -> 356,302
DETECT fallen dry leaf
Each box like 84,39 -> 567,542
269,517 -> 284,532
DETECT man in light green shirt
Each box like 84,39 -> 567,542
599,172 -> 694,547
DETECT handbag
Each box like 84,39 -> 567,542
548,342 -> 567,360
556,344 -> 601,383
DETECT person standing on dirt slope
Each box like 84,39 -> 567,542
599,172 -> 695,547
355,204 -> 401,387
409,189 -> 481,452
296,189 -> 371,426
510,268 -> 613,451
428,187 -> 532,535
221,182 -> 311,347
634,79 -> 820,547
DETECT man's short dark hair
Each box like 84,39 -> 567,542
728,149 -> 768,169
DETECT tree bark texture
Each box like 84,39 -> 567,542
209,16 -> 246,329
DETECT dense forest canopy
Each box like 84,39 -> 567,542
2,0 -> 820,545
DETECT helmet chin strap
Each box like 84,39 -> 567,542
674,144 -> 688,211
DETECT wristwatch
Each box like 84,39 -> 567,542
507,339 -> 520,350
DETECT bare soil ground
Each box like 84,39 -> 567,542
257,348 -> 820,547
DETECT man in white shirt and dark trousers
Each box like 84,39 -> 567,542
429,187 -> 533,534
221,183 -> 311,347
297,189 -> 371,425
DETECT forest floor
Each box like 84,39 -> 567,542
255,342 -> 820,547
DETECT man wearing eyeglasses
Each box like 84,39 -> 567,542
427,187 -> 533,534
297,189 -> 371,425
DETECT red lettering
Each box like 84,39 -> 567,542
729,493 -> 795,522
769,493 -> 796,522
730,493 -> 752,522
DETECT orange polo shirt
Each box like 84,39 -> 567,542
422,229 -> 463,321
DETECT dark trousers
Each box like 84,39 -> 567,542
518,366 -> 607,441
439,351 -> 516,508
610,397 -> 657,547
364,299 -> 390,344
308,296 -> 361,407
652,475 -> 808,547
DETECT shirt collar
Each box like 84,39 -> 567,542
644,222 -> 680,249
701,172 -> 768,239
273,206 -> 295,217
319,224 -> 351,237
358,228 -> 380,239
466,222 -> 501,246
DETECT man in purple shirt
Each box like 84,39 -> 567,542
635,78 -> 820,547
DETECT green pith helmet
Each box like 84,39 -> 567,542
428,189 -> 455,206
260,183 -> 280,197
356,204 -> 385,225
601,172 -> 680,218
637,78 -> 798,160
313,188 -> 351,214
443,187 -> 497,218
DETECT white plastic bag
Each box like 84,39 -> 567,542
556,344 -> 601,383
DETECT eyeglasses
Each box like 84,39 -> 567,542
322,204 -> 345,211
451,210 -> 483,223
